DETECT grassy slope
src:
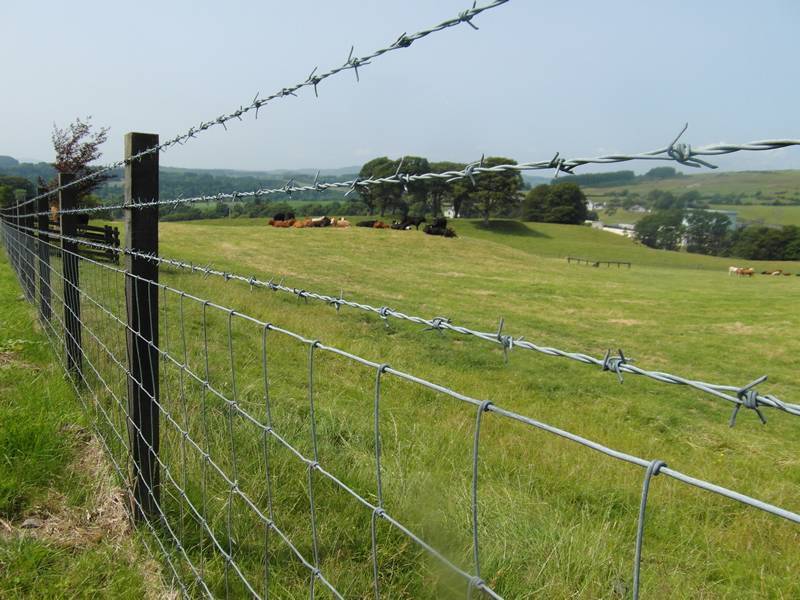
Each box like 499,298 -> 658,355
0,254 -> 150,599
596,205 -> 800,228
583,169 -> 800,200
118,217 -> 800,598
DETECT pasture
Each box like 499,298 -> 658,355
584,169 -> 800,204
6,217 -> 800,597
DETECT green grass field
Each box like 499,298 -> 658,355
3,217 -> 800,598
597,205 -> 800,228
0,256 -> 158,599
584,169 -> 800,204
708,204 -> 800,227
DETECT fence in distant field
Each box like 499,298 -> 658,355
567,256 -> 632,268
2,2 -> 800,598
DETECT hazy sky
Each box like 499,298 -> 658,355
2,1 -> 799,174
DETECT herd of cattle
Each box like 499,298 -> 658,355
728,266 -> 799,277
268,213 -> 457,237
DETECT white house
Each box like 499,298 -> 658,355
602,223 -> 636,238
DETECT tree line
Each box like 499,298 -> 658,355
634,209 -> 800,260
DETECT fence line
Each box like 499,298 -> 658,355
2,213 -> 800,598
9,220 -> 798,427
0,0 -> 509,215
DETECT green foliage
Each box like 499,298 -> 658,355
634,209 -> 685,250
522,182 -> 588,224
468,156 -> 523,224
729,225 -> 800,260
644,166 -> 682,179
684,210 -> 731,255
0,176 -> 35,208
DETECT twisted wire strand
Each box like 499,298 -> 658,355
1,0 -> 508,215
1,221 -> 799,600
26,126 -> 800,217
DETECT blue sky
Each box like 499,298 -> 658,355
1,0 -> 798,173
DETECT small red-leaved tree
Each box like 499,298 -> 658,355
45,116 -> 110,207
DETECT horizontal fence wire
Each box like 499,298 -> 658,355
10,221 -> 798,427
2,219 -> 799,599
29,125 -> 800,216
0,0 -> 509,215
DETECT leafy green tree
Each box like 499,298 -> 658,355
684,210 -> 731,255
522,182 -> 588,224
0,176 -> 35,208
358,157 -> 401,216
470,157 -> 522,225
634,209 -> 685,250
428,161 -> 466,216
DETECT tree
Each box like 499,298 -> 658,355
644,166 -> 681,179
428,161 -> 466,216
522,182 -> 588,224
358,157 -> 401,216
634,209 -> 685,250
0,175 -> 36,208
684,210 -> 731,255
469,157 -> 522,225
49,116 -> 110,204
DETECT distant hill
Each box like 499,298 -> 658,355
583,169 -> 800,205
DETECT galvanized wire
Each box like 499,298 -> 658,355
31,125 -> 800,217
1,0 -> 508,215
15,222 -> 795,426
3,218 -> 799,599
0,222 -> 800,598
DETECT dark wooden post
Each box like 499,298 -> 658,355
59,174 -> 83,379
22,196 -> 36,302
37,191 -> 51,323
12,190 -> 26,280
124,132 -> 160,521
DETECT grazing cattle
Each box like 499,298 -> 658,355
269,218 -> 295,227
770,270 -> 783,276
373,220 -> 390,229
293,219 -> 312,228
273,212 -> 295,222
736,268 -> 754,277
783,272 -> 792,276
729,266 -> 740,276
332,218 -> 350,228
356,219 -> 377,227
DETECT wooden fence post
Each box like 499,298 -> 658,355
23,195 -> 37,302
12,190 -> 26,283
37,190 -> 51,323
59,174 -> 83,380
124,132 -> 160,522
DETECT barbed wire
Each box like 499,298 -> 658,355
0,0 -> 508,215
31,125 -> 800,217
7,220 -> 798,426
2,220 -> 799,600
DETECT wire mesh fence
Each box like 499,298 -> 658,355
2,207 -> 799,599
1,1 -> 799,596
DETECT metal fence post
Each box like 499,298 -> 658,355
37,190 -> 51,323
124,132 -> 160,522
59,174 -> 83,380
